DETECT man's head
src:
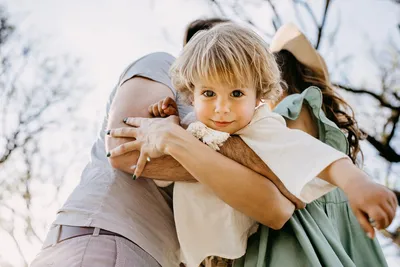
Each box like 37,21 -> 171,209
183,18 -> 230,46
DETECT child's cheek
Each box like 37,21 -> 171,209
240,105 -> 256,123
194,101 -> 210,122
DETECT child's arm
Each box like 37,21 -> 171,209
148,96 -> 179,117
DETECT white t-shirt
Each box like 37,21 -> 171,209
160,104 -> 348,267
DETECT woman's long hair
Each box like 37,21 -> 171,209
274,50 -> 365,164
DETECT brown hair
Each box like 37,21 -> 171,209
171,23 -> 282,104
275,50 -> 365,164
183,18 -> 231,45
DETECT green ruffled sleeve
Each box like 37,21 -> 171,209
273,86 -> 349,154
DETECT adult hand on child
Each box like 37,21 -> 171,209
107,115 -> 180,178
148,96 -> 179,117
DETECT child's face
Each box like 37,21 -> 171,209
193,82 -> 258,134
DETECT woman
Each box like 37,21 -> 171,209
232,23 -> 390,267
108,22 -> 395,266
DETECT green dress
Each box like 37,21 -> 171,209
234,86 -> 387,267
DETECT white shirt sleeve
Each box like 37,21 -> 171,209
236,105 -> 349,203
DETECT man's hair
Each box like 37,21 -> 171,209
183,18 -> 230,45
171,23 -> 282,104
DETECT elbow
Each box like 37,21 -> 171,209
269,213 -> 290,230
262,204 -> 294,230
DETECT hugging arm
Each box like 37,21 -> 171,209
106,76 -> 295,228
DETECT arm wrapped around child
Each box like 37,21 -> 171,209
149,97 -> 231,188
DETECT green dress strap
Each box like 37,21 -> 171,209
234,86 -> 387,267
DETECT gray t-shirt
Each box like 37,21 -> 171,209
54,52 -> 192,266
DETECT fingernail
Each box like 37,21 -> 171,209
132,174 -> 137,180
106,152 -> 111,157
106,130 -> 111,135
367,233 -> 373,239
130,165 -> 137,170
123,118 -> 128,123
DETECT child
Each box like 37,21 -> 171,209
148,23 -> 394,267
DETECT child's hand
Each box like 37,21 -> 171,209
344,179 -> 397,239
148,96 -> 179,118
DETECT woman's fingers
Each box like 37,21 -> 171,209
381,202 -> 396,227
133,150 -> 149,179
107,140 -> 141,157
388,192 -> 398,214
354,210 -> 375,239
367,204 -> 391,230
108,127 -> 137,138
123,117 -> 143,127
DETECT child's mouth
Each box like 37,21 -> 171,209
212,120 -> 233,127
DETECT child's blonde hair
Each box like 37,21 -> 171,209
170,22 -> 282,104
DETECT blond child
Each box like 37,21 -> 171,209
147,23 -> 394,267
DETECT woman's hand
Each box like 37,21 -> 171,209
107,115 -> 180,178
318,158 -> 397,238
343,178 -> 398,238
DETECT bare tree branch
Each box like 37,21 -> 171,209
335,83 -> 399,110
293,0 -> 332,49
316,0 -> 331,49
363,132 -> 400,163
0,223 -> 28,267
265,0 -> 283,30
209,0 -> 227,16
385,111 -> 400,144
293,0 -> 319,26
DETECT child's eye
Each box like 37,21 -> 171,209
231,90 -> 244,97
202,90 -> 215,97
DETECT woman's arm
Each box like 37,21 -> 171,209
157,121 -> 296,229
318,158 -> 397,235
106,76 -> 295,228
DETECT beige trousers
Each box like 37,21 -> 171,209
30,234 -> 161,267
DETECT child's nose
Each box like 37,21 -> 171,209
215,99 -> 230,114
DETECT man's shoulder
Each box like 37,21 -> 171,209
118,52 -> 176,87
136,52 -> 176,65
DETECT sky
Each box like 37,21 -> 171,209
0,0 -> 399,266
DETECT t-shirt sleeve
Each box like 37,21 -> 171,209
236,105 -> 349,203
118,52 -> 176,97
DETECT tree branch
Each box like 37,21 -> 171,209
385,111 -> 400,144
209,0 -> 227,16
316,0 -> 331,49
363,132 -> 400,163
265,0 -> 283,30
335,83 -> 399,110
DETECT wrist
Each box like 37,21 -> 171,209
319,158 -> 353,187
163,124 -> 187,155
